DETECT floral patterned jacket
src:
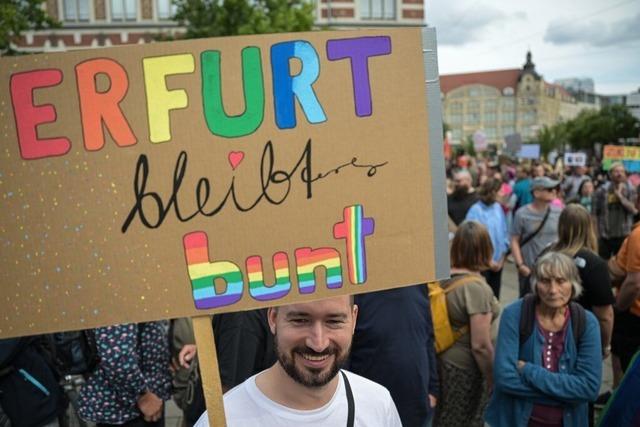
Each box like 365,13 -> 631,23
78,322 -> 172,424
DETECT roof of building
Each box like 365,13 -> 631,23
440,69 -> 522,94
544,81 -> 572,98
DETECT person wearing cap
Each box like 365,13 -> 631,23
593,162 -> 638,259
510,176 -> 562,297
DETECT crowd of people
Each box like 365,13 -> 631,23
2,154 -> 640,427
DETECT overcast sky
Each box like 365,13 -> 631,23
426,0 -> 640,95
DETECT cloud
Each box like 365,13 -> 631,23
513,11 -> 527,20
544,13 -> 640,47
428,2 -> 510,46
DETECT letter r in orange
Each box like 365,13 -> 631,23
76,58 -> 137,151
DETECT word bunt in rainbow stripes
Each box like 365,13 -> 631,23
182,204 -> 374,309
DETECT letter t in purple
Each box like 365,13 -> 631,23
326,36 -> 391,117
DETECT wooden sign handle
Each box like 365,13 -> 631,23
192,315 -> 227,427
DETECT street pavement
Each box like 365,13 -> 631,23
164,260 -> 614,425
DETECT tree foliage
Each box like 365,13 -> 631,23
0,0 -> 58,55
536,122 -> 567,160
532,104 -> 640,154
173,0 -> 314,38
564,105 -> 640,149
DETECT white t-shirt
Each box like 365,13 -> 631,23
194,370 -> 402,427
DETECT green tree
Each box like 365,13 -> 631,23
0,0 -> 58,55
465,134 -> 476,157
173,0 -> 314,38
565,105 -> 640,150
535,122 -> 566,160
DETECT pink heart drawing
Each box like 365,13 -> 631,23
228,151 -> 245,170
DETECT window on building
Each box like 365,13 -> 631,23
522,111 -> 536,123
465,112 -> 480,124
501,111 -> 516,122
448,114 -> 462,124
484,112 -> 497,122
484,99 -> 497,111
111,0 -> 137,21
63,0 -> 90,21
469,87 -> 481,97
468,100 -> 480,110
452,129 -> 462,141
157,0 -> 176,19
359,0 -> 396,19
485,128 -> 496,138
502,126 -> 515,135
450,102 -> 463,112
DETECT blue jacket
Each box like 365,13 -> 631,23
485,299 -> 602,427
466,201 -> 509,262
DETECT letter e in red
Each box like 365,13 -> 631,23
10,69 -> 71,160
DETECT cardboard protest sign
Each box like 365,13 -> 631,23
504,133 -> 523,154
0,28 -> 446,339
517,144 -> 540,159
564,152 -> 586,167
603,144 -> 640,172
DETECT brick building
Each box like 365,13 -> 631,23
13,0 -> 424,52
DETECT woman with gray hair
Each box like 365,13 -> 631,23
485,252 -> 602,427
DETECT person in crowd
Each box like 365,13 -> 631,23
465,178 -> 509,298
562,166 -> 590,200
567,178 -> 595,213
0,336 -> 65,427
494,171 -> 515,219
547,204 -> 614,356
349,285 -> 439,427
447,169 -> 478,226
610,222 -> 640,376
485,252 -> 602,427
175,310 -> 276,426
513,165 -> 533,213
433,221 -> 500,427
194,296 -> 402,427
169,317 -> 197,424
511,176 -> 562,297
531,162 -> 545,178
78,322 -> 172,426
594,162 -> 638,259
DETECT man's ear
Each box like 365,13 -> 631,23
351,304 -> 358,334
267,307 -> 278,335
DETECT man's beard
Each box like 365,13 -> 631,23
452,185 -> 470,197
274,332 -> 350,388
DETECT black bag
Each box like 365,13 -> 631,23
50,331 -> 99,377
0,337 -> 66,427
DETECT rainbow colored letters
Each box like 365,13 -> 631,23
9,36 -> 392,160
183,205 -> 375,309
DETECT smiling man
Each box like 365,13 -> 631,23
194,295 -> 402,426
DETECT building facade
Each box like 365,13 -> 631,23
440,52 -> 597,146
13,0 -> 424,52
554,77 -> 595,94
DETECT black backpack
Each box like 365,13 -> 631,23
519,294 -> 586,346
0,337 -> 67,427
50,330 -> 100,377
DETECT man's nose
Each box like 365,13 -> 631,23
306,322 -> 329,352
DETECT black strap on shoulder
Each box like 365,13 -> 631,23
520,207 -> 551,249
568,302 -> 586,345
341,371 -> 355,427
519,295 -> 586,346
519,294 -> 537,346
